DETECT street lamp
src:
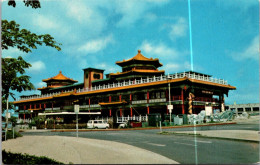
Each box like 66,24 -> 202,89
167,75 -> 173,126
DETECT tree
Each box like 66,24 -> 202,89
2,20 -> 62,112
8,0 -> 41,9
2,56 -> 35,102
2,20 -> 61,53
2,0 -> 61,138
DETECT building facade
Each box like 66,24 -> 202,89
227,103 -> 259,115
13,50 -> 236,125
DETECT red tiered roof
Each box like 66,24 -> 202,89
42,71 -> 78,82
116,50 -> 163,67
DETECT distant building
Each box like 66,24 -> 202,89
13,50 -> 236,125
227,103 -> 260,115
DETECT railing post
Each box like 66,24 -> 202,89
139,115 -> 141,122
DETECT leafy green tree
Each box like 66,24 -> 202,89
2,56 -> 35,104
2,20 -> 61,53
2,0 -> 61,138
8,0 -> 41,9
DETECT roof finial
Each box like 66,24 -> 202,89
138,50 -> 141,53
59,71 -> 62,74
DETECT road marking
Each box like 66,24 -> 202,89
191,140 -> 212,144
144,142 -> 166,147
174,142 -> 195,146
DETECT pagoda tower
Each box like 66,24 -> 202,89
38,71 -> 78,94
108,50 -> 164,81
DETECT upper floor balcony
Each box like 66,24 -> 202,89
16,71 -> 229,102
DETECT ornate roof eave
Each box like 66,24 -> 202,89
109,69 -> 165,76
42,71 -> 78,83
116,50 -> 163,67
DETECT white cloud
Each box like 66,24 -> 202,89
164,61 -> 191,73
231,36 -> 259,61
78,35 -> 114,54
36,82 -> 46,88
169,17 -> 187,40
98,63 -> 119,74
113,0 -> 170,27
2,48 -> 27,58
32,15 -> 59,30
28,61 -> 46,73
62,0 -> 106,34
140,40 -> 179,58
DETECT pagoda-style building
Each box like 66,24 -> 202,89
38,71 -> 78,94
109,50 -> 164,80
13,50 -> 236,126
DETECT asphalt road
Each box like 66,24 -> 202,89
22,124 -> 259,164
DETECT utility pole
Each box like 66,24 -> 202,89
5,97 -> 9,141
167,75 -> 173,126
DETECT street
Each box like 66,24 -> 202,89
22,124 -> 259,164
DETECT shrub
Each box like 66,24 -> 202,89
2,130 -> 23,141
2,150 -> 64,164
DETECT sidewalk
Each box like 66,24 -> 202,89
171,130 -> 259,142
169,116 -> 259,142
2,136 -> 179,164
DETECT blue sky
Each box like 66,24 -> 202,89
2,0 -> 259,105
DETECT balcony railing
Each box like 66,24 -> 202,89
194,97 -> 219,102
17,72 -> 228,101
149,98 -> 166,103
132,100 -> 147,104
117,115 -> 148,123
45,107 -> 60,111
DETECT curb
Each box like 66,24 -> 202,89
50,122 -> 237,132
158,132 -> 259,143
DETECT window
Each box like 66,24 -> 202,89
93,74 -> 100,79
253,107 -> 259,111
237,108 -> 244,112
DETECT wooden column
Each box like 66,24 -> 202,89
88,98 -> 91,112
181,89 -> 185,114
165,89 -> 169,102
109,109 -> 112,117
147,91 -> 149,103
119,95 -> 122,102
130,107 -> 133,117
120,108 -> 122,117
166,105 -> 169,114
109,96 -> 111,102
147,106 -> 150,114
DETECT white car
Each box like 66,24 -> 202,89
119,122 -> 128,128
87,120 -> 109,129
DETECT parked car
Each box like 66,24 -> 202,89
87,120 -> 109,129
118,122 -> 128,128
